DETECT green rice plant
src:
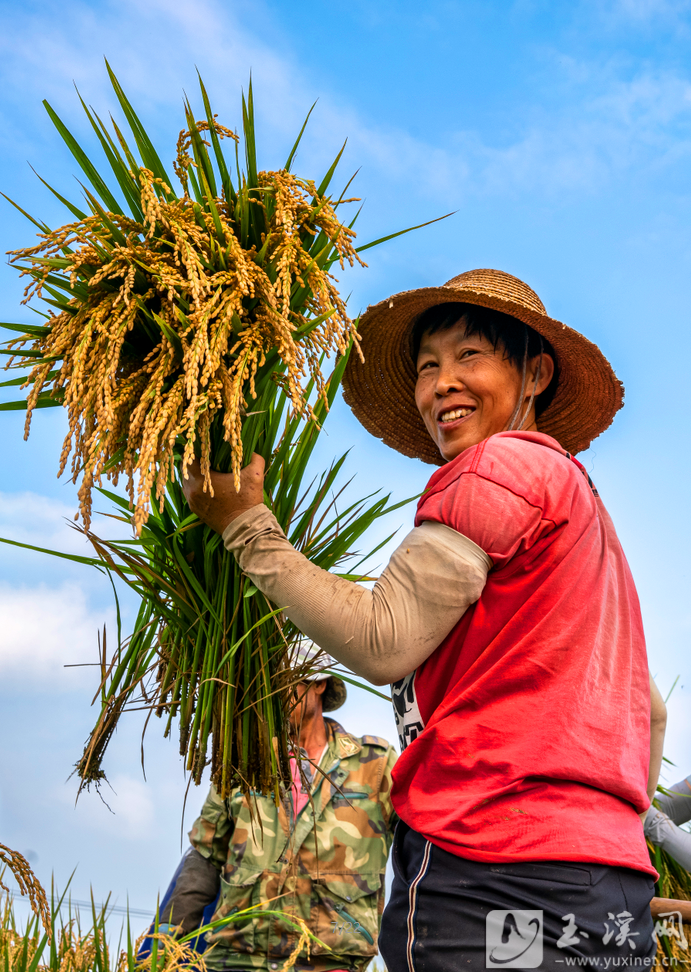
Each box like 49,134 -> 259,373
0,65 -> 436,798
648,841 -> 691,902
647,779 -> 691,967
0,879 -> 323,971
647,846 -> 691,968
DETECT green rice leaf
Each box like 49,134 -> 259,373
185,100 -> 218,200
197,71 -> 236,203
0,348 -> 47,358
241,78 -> 259,189
356,211 -> 455,253
0,370 -> 57,388
285,100 -> 317,172
1,192 -> 51,232
316,140 -> 347,199
0,321 -> 52,336
79,97 -> 144,220
0,395 -> 61,411
29,165 -> 88,221
0,535 -> 105,568
43,98 -> 124,215
104,59 -> 174,192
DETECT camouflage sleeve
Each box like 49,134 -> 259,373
378,745 -> 399,832
188,785 -> 234,870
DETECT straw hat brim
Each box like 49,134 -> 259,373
342,284 -> 624,462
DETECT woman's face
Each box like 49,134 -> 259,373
289,680 -> 326,731
414,321 -> 554,462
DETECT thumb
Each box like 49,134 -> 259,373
247,452 -> 266,475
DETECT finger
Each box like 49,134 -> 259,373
248,453 -> 266,474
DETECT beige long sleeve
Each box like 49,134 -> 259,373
223,505 -> 491,686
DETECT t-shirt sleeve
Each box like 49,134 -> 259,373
416,472 -> 553,570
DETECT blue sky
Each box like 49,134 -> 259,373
2,0 -> 691,931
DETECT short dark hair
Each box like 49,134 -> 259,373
409,302 -> 559,417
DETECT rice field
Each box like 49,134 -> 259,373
0,877 -> 318,971
1,854 -> 689,971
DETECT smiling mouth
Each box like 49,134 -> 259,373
439,407 -> 474,424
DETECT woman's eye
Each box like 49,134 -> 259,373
417,360 -> 436,373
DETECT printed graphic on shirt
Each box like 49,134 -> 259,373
391,672 -> 425,750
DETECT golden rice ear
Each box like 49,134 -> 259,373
0,843 -> 51,938
8,163 -> 364,534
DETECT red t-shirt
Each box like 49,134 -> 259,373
390,431 -> 655,876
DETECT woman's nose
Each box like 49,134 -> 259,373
435,366 -> 463,396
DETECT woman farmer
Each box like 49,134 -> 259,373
183,269 -> 658,969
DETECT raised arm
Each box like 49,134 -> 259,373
225,505 -> 490,685
183,456 -> 491,685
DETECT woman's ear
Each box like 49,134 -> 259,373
530,352 -> 555,395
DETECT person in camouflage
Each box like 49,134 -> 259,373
159,648 -> 397,972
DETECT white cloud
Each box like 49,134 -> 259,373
0,0 -> 312,146
0,580 -> 110,679
659,687 -> 691,778
0,489 -> 133,562
445,61 -> 691,197
1,0 -> 691,224
0,490 -> 88,553
98,774 -> 156,835
609,0 -> 691,21
53,771 -> 157,838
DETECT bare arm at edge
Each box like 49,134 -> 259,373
223,506 -> 491,686
645,673 -> 668,812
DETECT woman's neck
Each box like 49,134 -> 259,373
297,711 -> 328,763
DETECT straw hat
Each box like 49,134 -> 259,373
342,269 -> 624,462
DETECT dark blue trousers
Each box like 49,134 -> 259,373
380,822 -> 656,971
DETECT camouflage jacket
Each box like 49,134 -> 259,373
189,719 -> 397,972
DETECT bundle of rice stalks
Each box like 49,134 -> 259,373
1,65 -> 433,798
6,79 -> 364,535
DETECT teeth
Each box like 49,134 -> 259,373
440,408 -> 472,423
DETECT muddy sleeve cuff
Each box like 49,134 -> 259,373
223,505 -> 491,686
656,777 -> 691,826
